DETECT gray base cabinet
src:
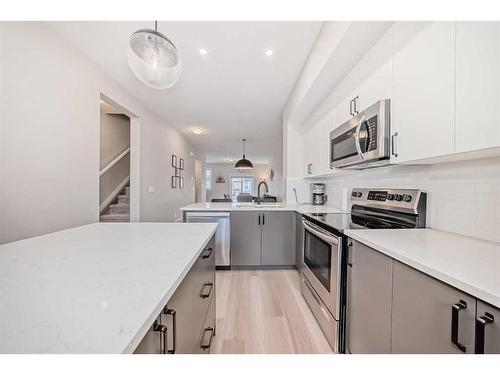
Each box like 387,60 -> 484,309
295,212 -> 304,269
346,240 -> 393,354
134,235 -> 216,354
230,211 -> 293,267
475,300 -> 500,354
230,211 -> 261,266
391,261 -> 476,353
261,212 -> 292,266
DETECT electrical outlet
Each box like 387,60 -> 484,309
148,185 -> 155,193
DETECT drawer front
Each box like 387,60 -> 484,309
196,294 -> 216,354
161,235 -> 216,354
133,316 -> 166,354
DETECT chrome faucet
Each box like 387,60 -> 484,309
256,181 -> 269,205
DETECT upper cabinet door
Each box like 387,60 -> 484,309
392,22 -> 455,163
456,22 -> 500,152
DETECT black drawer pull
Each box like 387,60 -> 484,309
200,327 -> 214,350
201,248 -> 213,259
475,312 -> 494,354
163,308 -> 176,354
200,282 -> 213,299
153,321 -> 167,354
451,300 -> 467,352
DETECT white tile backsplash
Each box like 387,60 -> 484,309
288,156 -> 500,243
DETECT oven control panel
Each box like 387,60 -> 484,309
350,188 -> 423,212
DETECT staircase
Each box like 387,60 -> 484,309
100,186 -> 130,222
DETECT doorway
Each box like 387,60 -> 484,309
98,94 -> 140,221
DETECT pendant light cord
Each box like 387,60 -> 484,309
242,138 -> 246,158
154,21 -> 158,32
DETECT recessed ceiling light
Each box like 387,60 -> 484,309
199,48 -> 208,55
192,127 -> 205,135
265,49 -> 274,56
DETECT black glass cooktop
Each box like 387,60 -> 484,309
303,210 -> 416,233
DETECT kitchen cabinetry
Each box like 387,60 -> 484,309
230,211 -> 262,266
455,22 -> 500,152
231,211 -> 293,267
475,300 -> 500,354
295,212 -> 304,269
391,22 -> 455,163
261,212 -> 293,266
391,261 -> 476,353
135,235 -> 216,354
346,240 -> 393,354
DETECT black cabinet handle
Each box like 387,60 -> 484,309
153,320 -> 167,354
262,214 -> 265,226
200,282 -> 213,299
475,312 -> 494,354
163,308 -> 176,354
451,300 -> 467,352
202,247 -> 213,259
258,214 -> 260,226
200,327 -> 215,350
349,98 -> 354,116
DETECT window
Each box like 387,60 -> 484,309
205,169 -> 212,190
230,176 -> 253,201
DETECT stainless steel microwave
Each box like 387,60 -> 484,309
330,99 -> 390,169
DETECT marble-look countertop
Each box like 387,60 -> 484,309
180,202 -> 348,215
0,222 -> 217,353
345,229 -> 500,308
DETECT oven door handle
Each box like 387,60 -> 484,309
302,219 -> 338,245
355,115 -> 367,160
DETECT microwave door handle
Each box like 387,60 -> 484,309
355,115 -> 367,159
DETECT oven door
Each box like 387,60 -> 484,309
302,219 -> 342,318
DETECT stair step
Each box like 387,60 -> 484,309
118,195 -> 129,204
125,186 -> 130,196
100,213 -> 129,222
109,203 -> 130,214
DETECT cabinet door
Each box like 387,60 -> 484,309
230,211 -> 261,266
303,128 -> 315,177
295,213 -> 304,269
346,240 -> 393,353
392,22 -> 455,163
456,22 -> 500,152
391,261 -> 476,353
355,60 -> 392,112
261,212 -> 293,266
475,300 -> 500,354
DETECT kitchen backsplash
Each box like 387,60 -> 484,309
287,156 -> 500,243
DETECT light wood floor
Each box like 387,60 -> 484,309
211,269 -> 333,354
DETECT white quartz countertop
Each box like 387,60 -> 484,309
345,229 -> 500,308
0,222 -> 217,353
181,202 -> 348,214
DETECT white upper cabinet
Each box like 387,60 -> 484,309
455,22 -> 500,152
303,110 -> 334,178
391,22 -> 456,163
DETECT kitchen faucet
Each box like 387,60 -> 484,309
256,181 -> 269,205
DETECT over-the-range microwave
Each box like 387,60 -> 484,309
330,99 -> 390,170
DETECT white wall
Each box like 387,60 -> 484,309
0,22 -> 201,244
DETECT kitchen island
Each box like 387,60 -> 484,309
0,222 -> 217,353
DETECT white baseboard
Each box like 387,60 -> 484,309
100,176 -> 130,213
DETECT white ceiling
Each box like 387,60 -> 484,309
50,21 -> 322,163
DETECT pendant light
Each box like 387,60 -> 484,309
128,21 -> 181,89
234,139 -> 254,170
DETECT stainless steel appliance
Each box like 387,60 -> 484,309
185,211 -> 230,268
330,99 -> 390,170
300,187 -> 427,353
311,183 -> 328,206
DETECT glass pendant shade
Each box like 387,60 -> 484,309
235,139 -> 254,169
128,26 -> 181,89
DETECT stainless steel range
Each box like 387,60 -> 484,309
299,188 -> 427,353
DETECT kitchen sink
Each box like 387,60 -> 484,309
235,203 -> 286,208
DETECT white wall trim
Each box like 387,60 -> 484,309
129,117 -> 141,222
99,147 -> 130,176
100,176 -> 130,213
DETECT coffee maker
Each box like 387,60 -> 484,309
311,183 -> 328,205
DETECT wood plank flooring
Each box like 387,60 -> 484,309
211,269 -> 333,354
